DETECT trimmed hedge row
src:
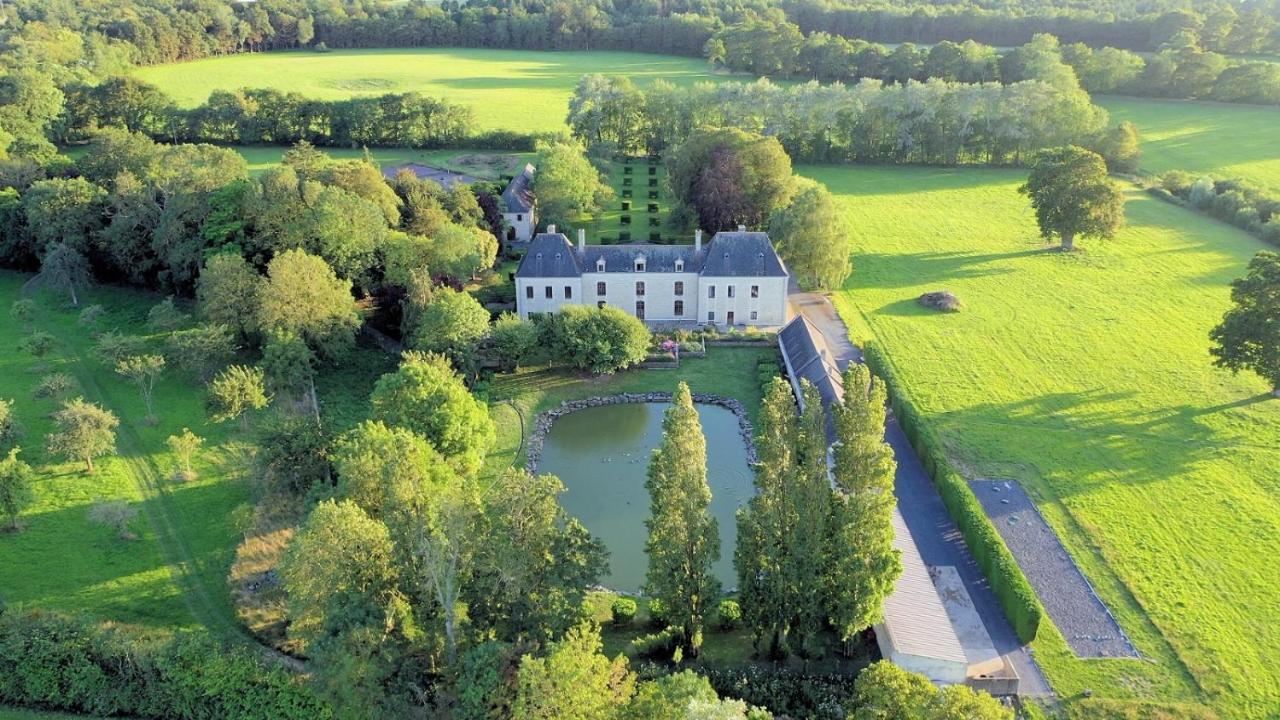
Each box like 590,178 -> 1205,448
0,610 -> 329,720
863,343 -> 1044,643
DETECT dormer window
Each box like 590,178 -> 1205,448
675,259 -> 684,272
596,258 -> 606,272
635,256 -> 646,272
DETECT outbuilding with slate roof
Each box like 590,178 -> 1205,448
515,226 -> 789,328
501,163 -> 537,243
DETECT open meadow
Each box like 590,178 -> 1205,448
1098,96 -> 1280,189
799,164 -> 1280,718
133,48 -> 728,133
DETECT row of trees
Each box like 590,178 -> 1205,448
64,81 -> 478,149
639,373 -> 901,662
567,73 -> 1108,167
711,17 -> 1280,105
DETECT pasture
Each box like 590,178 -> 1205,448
1098,96 -> 1280,190
800,164 -> 1280,718
133,48 -> 727,133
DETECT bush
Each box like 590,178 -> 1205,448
628,626 -> 682,660
0,610 -> 329,720
34,373 -> 76,399
918,290 -> 962,312
147,297 -> 188,332
700,666 -> 858,720
715,599 -> 741,631
863,342 -> 1043,643
646,597 -> 668,629
77,304 -> 106,329
611,597 -> 637,627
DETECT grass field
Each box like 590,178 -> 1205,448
134,48 -> 730,133
0,273 -> 390,638
799,164 -> 1280,718
1098,96 -> 1280,190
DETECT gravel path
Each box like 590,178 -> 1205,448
970,479 -> 1138,659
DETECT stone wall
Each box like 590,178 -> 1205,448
525,393 -> 757,473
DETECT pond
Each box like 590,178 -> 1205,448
538,402 -> 754,592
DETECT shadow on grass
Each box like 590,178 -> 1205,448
854,247 -> 1053,289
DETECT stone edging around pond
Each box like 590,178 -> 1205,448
525,393 -> 758,474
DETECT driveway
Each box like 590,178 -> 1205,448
790,292 -> 1053,697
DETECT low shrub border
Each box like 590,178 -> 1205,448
863,343 -> 1044,643
0,610 -> 328,720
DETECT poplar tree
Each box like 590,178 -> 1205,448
644,382 -> 719,658
825,364 -> 901,640
789,381 -> 832,654
735,378 -> 798,658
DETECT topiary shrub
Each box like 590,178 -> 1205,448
918,291 -> 962,313
611,597 -> 637,627
715,599 -> 741,631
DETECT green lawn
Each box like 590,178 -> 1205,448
1098,96 -> 1280,190
226,145 -> 534,178
591,157 -> 678,244
133,48 -> 729,133
0,273 -> 390,640
800,164 -> 1280,719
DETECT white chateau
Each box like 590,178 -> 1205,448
515,226 -> 790,327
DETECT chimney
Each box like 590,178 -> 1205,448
548,223 -> 557,234
577,228 -> 586,253
695,229 -> 703,253
737,224 -> 746,232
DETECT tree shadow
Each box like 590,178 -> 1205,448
854,248 -> 1053,289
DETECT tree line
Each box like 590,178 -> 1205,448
567,72 -> 1110,166
710,16 -> 1280,106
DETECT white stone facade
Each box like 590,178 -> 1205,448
515,228 -> 790,328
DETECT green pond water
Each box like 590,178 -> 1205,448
538,402 -> 754,592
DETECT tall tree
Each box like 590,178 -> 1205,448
46,398 -> 118,474
768,178 -> 852,291
825,365 -> 901,640
1019,146 -> 1125,251
197,252 -> 263,341
261,329 -> 320,423
370,351 -> 495,476
1210,251 -> 1280,395
667,127 -> 795,232
405,288 -> 491,368
280,498 -> 410,719
644,382 -> 720,658
0,448 -> 35,531
512,622 -> 634,720
257,248 -> 360,361
531,141 -> 612,229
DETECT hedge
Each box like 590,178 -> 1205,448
863,343 -> 1044,643
0,610 -> 329,720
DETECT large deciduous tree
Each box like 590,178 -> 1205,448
1019,145 -> 1125,251
768,179 -> 852,291
197,253 -> 261,342
46,398 -> 118,474
1210,251 -> 1280,395
512,622 -> 635,720
257,248 -> 360,361
546,305 -> 650,375
667,127 -> 795,232
40,242 -> 92,306
531,141 -> 612,229
644,382 -> 720,659
370,351 -> 495,476
405,287 -> 491,365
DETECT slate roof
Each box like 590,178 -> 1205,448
515,233 -> 581,277
581,244 -> 698,273
516,230 -> 788,279
502,164 -> 535,214
700,232 -> 788,277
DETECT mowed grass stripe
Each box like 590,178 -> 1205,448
133,48 -> 729,133
800,165 -> 1280,719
